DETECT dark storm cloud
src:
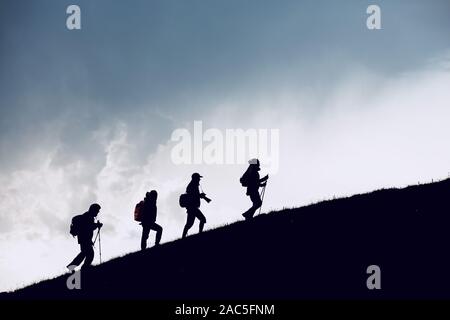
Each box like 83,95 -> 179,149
0,0 -> 449,171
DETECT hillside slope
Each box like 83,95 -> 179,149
3,179 -> 450,300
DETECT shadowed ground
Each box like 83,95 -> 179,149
2,179 -> 450,300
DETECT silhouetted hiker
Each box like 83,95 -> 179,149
67,203 -> 103,271
181,173 -> 211,238
241,159 -> 268,220
138,190 -> 163,250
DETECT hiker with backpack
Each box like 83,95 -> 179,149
67,203 -> 103,271
241,159 -> 268,220
181,173 -> 211,238
135,190 -> 163,250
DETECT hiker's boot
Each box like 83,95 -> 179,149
66,264 -> 76,272
242,212 -> 252,220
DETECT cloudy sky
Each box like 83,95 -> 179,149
0,0 -> 449,292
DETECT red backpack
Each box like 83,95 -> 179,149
134,201 -> 144,222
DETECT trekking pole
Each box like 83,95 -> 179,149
92,225 -> 102,264
98,227 -> 102,264
93,228 -> 100,245
258,184 -> 267,216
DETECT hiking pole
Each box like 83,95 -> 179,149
93,225 -> 102,264
258,184 -> 267,216
98,226 -> 102,264
93,228 -> 100,245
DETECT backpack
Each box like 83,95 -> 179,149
240,169 -> 251,187
179,193 -> 191,208
70,214 -> 84,237
134,201 -> 144,222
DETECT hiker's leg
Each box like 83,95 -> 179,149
183,212 -> 195,238
68,245 -> 86,268
141,224 -> 151,250
248,192 -> 262,218
242,207 -> 252,218
195,209 -> 206,233
252,192 -> 262,209
80,243 -> 94,270
151,223 -> 163,245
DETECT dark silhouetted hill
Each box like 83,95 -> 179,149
2,179 -> 450,300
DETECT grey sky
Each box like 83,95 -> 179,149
0,0 -> 450,291
1,0 -> 450,172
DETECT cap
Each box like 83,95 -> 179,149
248,158 -> 260,165
192,172 -> 203,179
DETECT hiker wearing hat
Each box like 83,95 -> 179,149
140,190 -> 163,250
241,159 -> 268,220
182,173 -> 211,238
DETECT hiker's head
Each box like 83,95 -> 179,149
88,203 -> 101,217
145,190 -> 158,204
249,158 -> 260,170
191,172 -> 203,182
146,190 -> 158,202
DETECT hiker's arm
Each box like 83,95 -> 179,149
260,174 -> 269,182
200,193 -> 212,203
93,222 -> 103,230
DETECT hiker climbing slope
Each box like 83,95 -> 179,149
67,203 -> 103,270
138,190 -> 163,250
241,159 -> 268,220
182,173 -> 211,238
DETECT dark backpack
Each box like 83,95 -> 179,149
240,175 -> 249,187
179,193 -> 191,208
134,201 -> 144,222
69,215 -> 84,237
240,168 -> 251,187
